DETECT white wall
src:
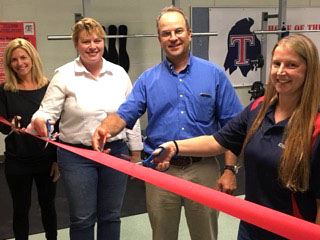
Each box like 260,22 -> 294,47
0,0 -> 319,154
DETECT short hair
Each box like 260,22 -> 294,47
72,18 -> 106,48
156,6 -> 190,34
3,38 -> 48,92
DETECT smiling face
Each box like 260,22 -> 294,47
271,45 -> 307,99
10,47 -> 33,81
157,11 -> 191,62
76,30 -> 104,67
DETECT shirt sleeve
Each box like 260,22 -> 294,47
123,74 -> 143,151
214,70 -> 243,127
117,74 -> 147,129
125,123 -> 143,151
32,71 -> 66,122
213,104 -> 251,156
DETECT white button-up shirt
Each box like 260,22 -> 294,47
32,57 -> 143,150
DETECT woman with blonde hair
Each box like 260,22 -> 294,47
31,18 -> 143,240
154,34 -> 320,239
0,38 -> 59,240
3,39 -> 48,91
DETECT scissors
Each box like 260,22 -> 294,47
122,147 -> 166,169
8,116 -> 21,136
44,119 -> 59,148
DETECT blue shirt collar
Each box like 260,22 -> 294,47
164,52 -> 192,74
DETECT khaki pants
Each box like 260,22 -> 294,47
146,157 -> 220,240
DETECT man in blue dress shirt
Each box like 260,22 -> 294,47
92,6 -> 243,240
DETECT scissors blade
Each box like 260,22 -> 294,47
121,147 -> 165,169
7,129 -> 15,136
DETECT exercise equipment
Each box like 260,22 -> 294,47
102,26 -> 109,61
118,25 -> 130,72
248,81 -> 265,100
107,25 -> 119,64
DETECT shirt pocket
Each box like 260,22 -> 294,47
189,92 -> 214,124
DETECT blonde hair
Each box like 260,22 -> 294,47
156,6 -> 190,34
242,34 -> 320,192
72,18 -> 106,48
3,38 -> 48,92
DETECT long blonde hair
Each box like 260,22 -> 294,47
242,34 -> 320,192
3,38 -> 48,92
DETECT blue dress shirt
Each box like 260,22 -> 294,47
118,53 -> 243,153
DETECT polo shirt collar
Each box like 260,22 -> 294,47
265,103 -> 288,127
74,57 -> 110,76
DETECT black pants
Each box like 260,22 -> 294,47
6,172 -> 57,240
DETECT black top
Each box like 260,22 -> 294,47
0,83 -> 57,175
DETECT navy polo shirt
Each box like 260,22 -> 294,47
214,101 -> 320,239
117,53 -> 242,153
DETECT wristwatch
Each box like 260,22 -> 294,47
224,165 -> 239,175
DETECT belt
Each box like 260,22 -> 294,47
144,152 -> 202,168
170,156 -> 202,167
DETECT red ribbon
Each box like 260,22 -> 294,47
1,116 -> 320,239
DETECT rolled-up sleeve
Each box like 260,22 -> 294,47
123,73 -> 143,151
117,75 -> 147,130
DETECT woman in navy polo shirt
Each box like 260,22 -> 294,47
154,34 -> 320,239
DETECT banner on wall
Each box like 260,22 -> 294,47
0,22 -> 36,83
209,8 -> 320,86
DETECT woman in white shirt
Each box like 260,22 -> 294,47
32,18 -> 143,240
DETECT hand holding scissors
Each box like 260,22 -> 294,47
8,116 -> 21,136
136,147 -> 166,169
122,147 -> 166,170
44,119 -> 59,148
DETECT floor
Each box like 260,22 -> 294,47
7,196 -> 243,240
2,153 -> 245,240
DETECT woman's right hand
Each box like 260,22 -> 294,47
153,141 -> 177,171
8,115 -> 21,135
32,117 -> 48,137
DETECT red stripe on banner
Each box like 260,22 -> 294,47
1,116 -> 319,239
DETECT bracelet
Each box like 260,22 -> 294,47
172,140 -> 179,156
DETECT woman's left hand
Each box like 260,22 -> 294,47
50,162 -> 60,182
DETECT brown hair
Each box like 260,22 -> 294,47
242,34 -> 320,192
156,6 -> 190,34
